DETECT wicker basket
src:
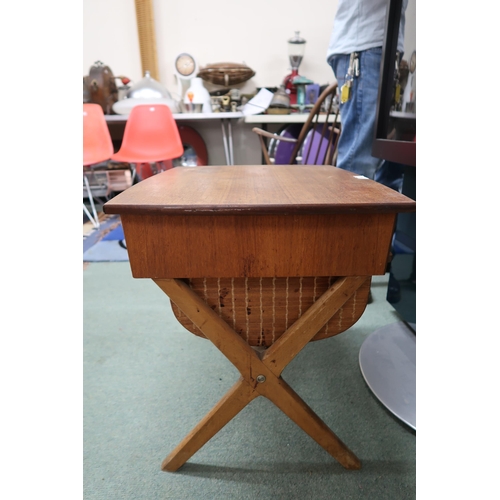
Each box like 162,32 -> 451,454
170,276 -> 371,347
197,62 -> 255,86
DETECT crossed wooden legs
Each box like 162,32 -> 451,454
154,276 -> 368,472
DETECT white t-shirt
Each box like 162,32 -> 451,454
326,0 -> 407,59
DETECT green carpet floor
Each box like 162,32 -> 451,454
83,263 -> 415,499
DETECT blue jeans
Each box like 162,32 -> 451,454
329,48 -> 403,190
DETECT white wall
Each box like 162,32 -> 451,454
83,0 -> 340,99
83,0 -> 415,166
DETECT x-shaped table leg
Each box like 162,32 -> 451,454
154,276 -> 368,472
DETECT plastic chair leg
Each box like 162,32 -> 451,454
83,175 -> 100,228
83,203 -> 99,229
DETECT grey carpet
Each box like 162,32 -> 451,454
83,263 -> 415,499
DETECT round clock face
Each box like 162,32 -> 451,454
175,53 -> 196,77
409,51 -> 416,73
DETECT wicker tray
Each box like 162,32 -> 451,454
170,276 -> 371,347
197,62 -> 255,86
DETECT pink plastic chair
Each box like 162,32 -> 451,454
111,104 -> 184,181
83,103 -> 114,228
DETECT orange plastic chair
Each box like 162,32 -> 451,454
111,104 -> 184,182
83,103 -> 114,228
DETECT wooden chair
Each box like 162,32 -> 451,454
252,82 -> 340,166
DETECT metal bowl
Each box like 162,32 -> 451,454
180,102 -> 203,113
126,71 -> 172,99
113,71 -> 180,115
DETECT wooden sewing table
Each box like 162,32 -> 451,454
103,165 -> 416,472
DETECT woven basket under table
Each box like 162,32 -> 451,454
170,276 -> 371,347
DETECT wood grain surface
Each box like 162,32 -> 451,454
104,164 -> 413,277
120,211 -> 395,278
103,165 -> 416,216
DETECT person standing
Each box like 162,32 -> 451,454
326,0 -> 408,190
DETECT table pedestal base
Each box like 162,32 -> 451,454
358,321 -> 416,430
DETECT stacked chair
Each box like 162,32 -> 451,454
84,103 -> 183,228
111,104 -> 184,182
83,103 -> 115,229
